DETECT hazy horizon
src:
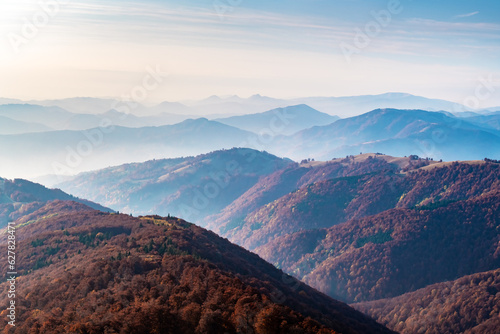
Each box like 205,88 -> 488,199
1,0 -> 499,106
1,91 -> 500,110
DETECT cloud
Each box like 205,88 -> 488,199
454,11 -> 479,19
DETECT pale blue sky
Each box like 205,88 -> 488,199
1,0 -> 499,106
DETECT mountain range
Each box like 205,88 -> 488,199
1,106 -> 498,180
0,119 -> 258,178
215,104 -> 339,136
0,104 -> 196,132
55,148 -> 293,222
270,108 -> 500,161
5,92 -> 493,118
1,92 -> 499,333
47,148 -> 500,333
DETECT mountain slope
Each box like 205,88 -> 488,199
206,154 -> 423,236
225,160 -> 500,252
354,268 -> 500,334
257,190 -> 500,303
0,202 -> 394,334
56,149 -> 294,223
234,171 -> 406,250
216,105 -> 339,135
0,177 -> 112,227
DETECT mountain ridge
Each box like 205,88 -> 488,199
0,202 -> 394,334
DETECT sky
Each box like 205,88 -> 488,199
0,0 -> 499,107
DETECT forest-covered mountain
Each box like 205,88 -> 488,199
19,143 -> 500,334
354,268 -> 500,334
206,154 -> 432,245
0,201 -> 393,334
204,154 -> 411,225
258,190 -> 500,302
224,161 -> 499,251
52,147 -> 500,322
244,162 -> 499,298
0,177 -> 112,227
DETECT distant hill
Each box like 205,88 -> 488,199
27,97 -> 120,114
182,93 -> 472,118
55,148 -> 294,223
0,119 -> 256,178
271,108 -> 500,161
216,105 -> 339,135
466,114 -> 500,130
0,104 -> 197,131
0,104 -> 76,129
0,115 -> 52,135
290,93 -> 470,117
2,105 -> 498,179
0,177 -> 112,227
5,92 -> 475,118
0,202 -> 394,334
143,101 -> 195,117
354,268 -> 500,334
182,94 -> 289,116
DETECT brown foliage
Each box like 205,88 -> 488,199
354,268 -> 500,334
258,191 -> 500,303
0,203 -> 392,334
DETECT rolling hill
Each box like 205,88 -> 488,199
215,160 -> 500,252
7,92 -> 475,118
2,106 -> 498,179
